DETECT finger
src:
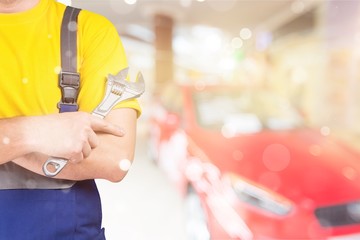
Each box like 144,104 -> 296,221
88,130 -> 99,149
82,142 -> 92,159
90,117 -> 125,137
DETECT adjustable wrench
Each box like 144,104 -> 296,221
42,67 -> 145,177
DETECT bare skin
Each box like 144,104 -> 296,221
12,108 -> 138,182
0,112 -> 125,164
0,0 -> 39,13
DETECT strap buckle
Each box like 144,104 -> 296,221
58,71 -> 80,112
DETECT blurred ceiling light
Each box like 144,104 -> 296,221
196,0 -> 206,2
231,37 -> 243,49
173,35 -> 193,55
180,0 -> 192,7
57,0 -> 71,5
207,0 -> 237,12
239,28 -> 252,40
125,24 -> 154,43
191,25 -> 224,53
124,0 -> 137,5
109,0 -> 136,14
192,25 -> 214,37
291,0 -> 305,14
204,34 -> 223,53
219,57 -> 236,72
174,25 -> 230,75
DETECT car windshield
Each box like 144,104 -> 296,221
193,88 -> 303,134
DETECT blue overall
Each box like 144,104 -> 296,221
0,180 -> 106,240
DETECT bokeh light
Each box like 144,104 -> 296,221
342,166 -> 358,181
231,37 -> 243,49
2,137 -> 10,145
309,145 -> 322,156
239,28 -> 252,40
320,126 -> 331,136
54,66 -> 61,74
124,0 -> 137,5
67,21 -> 77,32
119,159 -> 132,171
22,78 -> 28,84
262,144 -> 291,172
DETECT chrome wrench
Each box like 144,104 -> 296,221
42,67 -> 145,177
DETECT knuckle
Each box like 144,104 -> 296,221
71,144 -> 83,155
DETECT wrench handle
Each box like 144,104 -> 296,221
42,157 -> 68,177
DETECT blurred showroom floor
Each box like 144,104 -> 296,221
96,122 -> 187,240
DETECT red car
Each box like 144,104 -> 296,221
149,84 -> 360,239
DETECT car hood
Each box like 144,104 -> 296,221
189,128 -> 360,205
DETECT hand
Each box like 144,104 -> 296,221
24,112 -> 124,163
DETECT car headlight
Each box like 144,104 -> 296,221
228,174 -> 293,216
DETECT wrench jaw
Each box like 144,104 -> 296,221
92,70 -> 145,118
104,67 -> 129,99
132,72 -> 145,96
110,70 -> 145,97
119,72 -> 145,97
111,67 -> 129,83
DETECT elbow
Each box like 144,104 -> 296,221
109,169 -> 127,183
109,175 -> 125,183
108,156 -> 134,183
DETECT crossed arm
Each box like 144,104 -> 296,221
1,108 -> 137,182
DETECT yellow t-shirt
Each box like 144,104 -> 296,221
0,0 -> 141,118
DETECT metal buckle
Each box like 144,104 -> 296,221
57,102 -> 79,112
58,71 -> 80,112
59,71 -> 80,88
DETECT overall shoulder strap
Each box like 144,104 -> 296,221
0,6 -> 82,191
58,6 -> 82,113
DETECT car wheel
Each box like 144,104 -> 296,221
184,186 -> 211,240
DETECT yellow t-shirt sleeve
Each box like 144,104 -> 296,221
76,10 -> 141,117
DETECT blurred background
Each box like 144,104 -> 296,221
62,0 -> 360,239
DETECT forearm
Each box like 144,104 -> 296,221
60,128 -> 136,182
13,146 -> 132,182
13,108 -> 138,182
1,111 -> 124,166
70,108 -> 138,181
0,117 -> 36,164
